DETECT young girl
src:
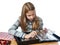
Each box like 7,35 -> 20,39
8,2 -> 47,45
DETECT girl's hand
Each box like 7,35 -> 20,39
29,31 -> 37,38
43,28 -> 48,33
39,28 -> 48,36
24,31 -> 37,39
24,34 -> 31,39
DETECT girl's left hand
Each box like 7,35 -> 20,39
43,28 -> 48,33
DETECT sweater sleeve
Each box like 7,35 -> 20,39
8,19 -> 26,38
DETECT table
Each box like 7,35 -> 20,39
10,39 -> 60,45
30,42 -> 59,45
0,32 -> 59,45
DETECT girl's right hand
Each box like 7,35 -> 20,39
24,31 -> 37,39
29,31 -> 37,38
24,34 -> 31,39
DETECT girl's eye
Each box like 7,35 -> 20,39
32,14 -> 34,15
28,15 -> 31,16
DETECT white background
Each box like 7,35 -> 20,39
0,0 -> 60,36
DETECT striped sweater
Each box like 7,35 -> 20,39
8,17 -> 43,39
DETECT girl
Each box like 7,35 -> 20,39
8,2 -> 47,45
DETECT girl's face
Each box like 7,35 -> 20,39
26,10 -> 36,21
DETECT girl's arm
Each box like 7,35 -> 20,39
8,19 -> 26,38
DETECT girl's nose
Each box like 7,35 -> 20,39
30,16 -> 33,19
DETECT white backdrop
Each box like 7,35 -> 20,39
0,0 -> 60,36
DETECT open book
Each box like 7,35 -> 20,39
21,30 -> 59,42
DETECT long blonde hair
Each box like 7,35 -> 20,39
19,2 -> 41,32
